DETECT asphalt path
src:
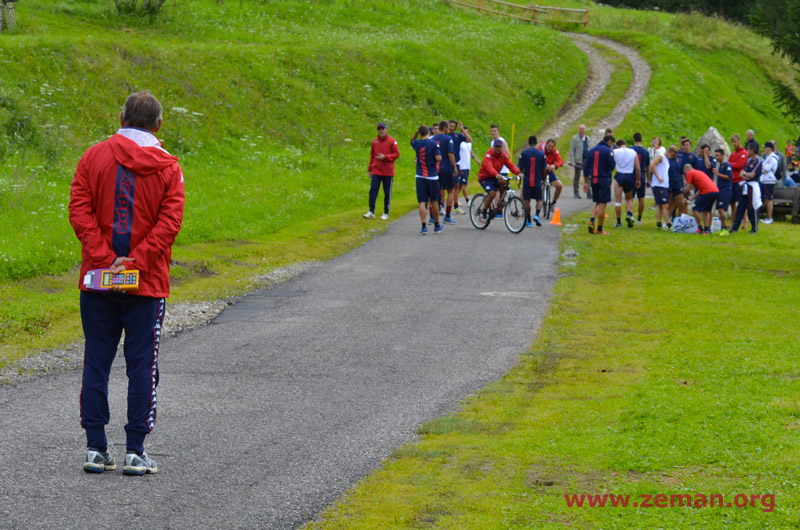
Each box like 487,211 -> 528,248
0,196 -> 589,529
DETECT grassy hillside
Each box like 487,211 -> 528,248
511,0 -> 797,151
0,0 -> 588,366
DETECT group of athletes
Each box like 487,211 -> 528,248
368,120 -> 779,236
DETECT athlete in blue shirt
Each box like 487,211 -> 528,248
431,120 -> 457,224
713,148 -> 733,234
448,120 -> 473,213
518,135 -> 547,227
411,124 -> 443,235
584,135 -> 616,234
632,133 -> 650,225
667,145 -> 685,221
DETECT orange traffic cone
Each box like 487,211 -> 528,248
550,207 -> 562,226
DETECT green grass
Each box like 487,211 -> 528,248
306,210 -> 800,529
0,0 -> 588,366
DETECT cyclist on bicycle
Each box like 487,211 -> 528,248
518,135 -> 546,227
478,140 -> 522,221
538,138 -> 565,207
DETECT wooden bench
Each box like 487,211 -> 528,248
773,184 -> 800,224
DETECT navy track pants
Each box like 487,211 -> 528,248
79,291 -> 165,453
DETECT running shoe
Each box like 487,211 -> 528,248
626,216 -> 635,228
595,229 -> 610,235
526,221 -> 534,228
533,215 -> 542,227
636,220 -> 642,226
718,228 -> 730,237
574,192 -> 581,199
380,213 -> 389,220
420,225 -> 428,235
363,212 -> 375,219
588,221 -> 595,234
429,217 -> 435,225
494,213 -> 504,219
763,218 -> 774,224
614,222 -> 623,228
123,452 -> 158,476
434,224 -> 444,234
443,216 -> 456,225
84,448 -> 116,474
453,208 -> 464,215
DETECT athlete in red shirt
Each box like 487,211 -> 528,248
685,167 -> 719,233
728,133 -> 749,230
538,139 -> 565,206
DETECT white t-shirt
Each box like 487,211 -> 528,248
614,147 -> 637,174
651,152 -> 670,188
458,141 -> 473,171
491,137 -> 509,174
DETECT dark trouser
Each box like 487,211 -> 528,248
369,175 -> 393,214
573,165 -> 584,193
731,184 -> 757,232
80,291 -> 165,453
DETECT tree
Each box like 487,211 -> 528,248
750,0 -> 800,126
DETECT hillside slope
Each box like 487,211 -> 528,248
0,0 -> 587,282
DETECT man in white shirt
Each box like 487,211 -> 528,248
612,138 -> 641,228
455,128 -> 479,213
760,141 -> 779,224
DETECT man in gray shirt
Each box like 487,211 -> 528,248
569,124 -> 590,199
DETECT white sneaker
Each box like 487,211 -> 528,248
363,212 -> 375,219
380,213 -> 389,220
762,218 -> 773,224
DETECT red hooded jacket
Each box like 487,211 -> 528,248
728,147 -> 748,183
368,135 -> 400,177
478,149 -> 520,180
69,128 -> 185,298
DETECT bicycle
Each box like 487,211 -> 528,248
469,175 -> 527,233
542,174 -> 553,219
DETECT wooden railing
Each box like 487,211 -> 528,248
445,0 -> 589,26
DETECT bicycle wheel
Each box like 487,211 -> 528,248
469,193 -> 491,230
543,183 -> 552,219
504,196 -> 527,233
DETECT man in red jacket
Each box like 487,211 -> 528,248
69,90 -> 185,476
728,133 -> 749,230
477,140 -> 522,220
538,138 -> 565,206
365,122 -> 399,220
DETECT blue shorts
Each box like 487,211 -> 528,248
693,192 -> 719,212
548,171 -> 559,183
760,183 -> 775,200
479,178 -> 499,192
591,179 -> 612,204
416,178 -> 440,204
716,188 -> 732,210
614,172 -> 636,194
635,175 -> 647,199
457,169 -> 469,185
652,187 -> 669,205
523,183 -> 542,201
438,170 -> 455,191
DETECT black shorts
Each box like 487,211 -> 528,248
635,175 -> 647,199
591,179 -> 612,204
438,170 -> 455,190
760,183 -> 775,200
693,192 -> 719,212
523,183 -> 542,202
416,178 -> 440,203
